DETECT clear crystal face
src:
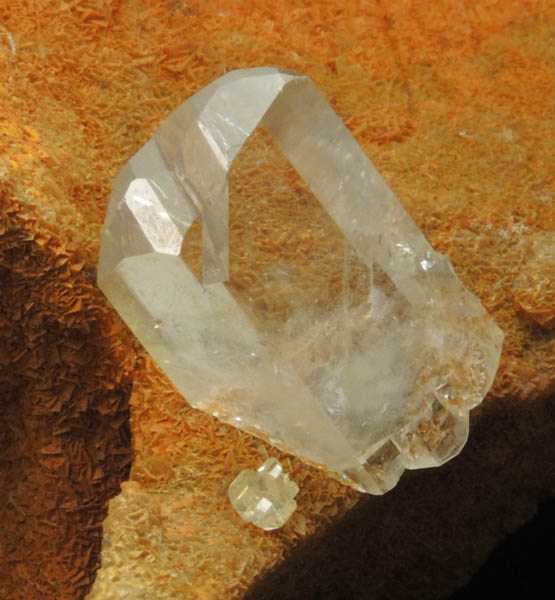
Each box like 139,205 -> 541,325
228,458 -> 299,530
97,67 -> 503,494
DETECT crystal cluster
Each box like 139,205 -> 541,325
97,67 -> 503,495
228,459 -> 299,530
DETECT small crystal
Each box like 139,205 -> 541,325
228,458 -> 299,530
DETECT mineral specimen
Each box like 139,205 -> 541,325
97,67 -> 503,495
228,458 -> 299,530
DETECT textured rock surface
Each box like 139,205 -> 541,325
0,1 -> 553,600
98,68 -> 503,495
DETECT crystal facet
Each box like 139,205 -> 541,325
228,458 -> 299,530
97,67 -> 503,494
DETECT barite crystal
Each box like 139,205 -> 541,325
97,67 -> 503,495
228,458 -> 299,530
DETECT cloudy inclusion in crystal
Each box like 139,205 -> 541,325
97,67 -> 503,495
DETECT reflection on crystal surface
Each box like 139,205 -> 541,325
98,67 -> 503,494
124,178 -> 183,255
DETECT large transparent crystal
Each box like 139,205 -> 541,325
97,67 -> 503,495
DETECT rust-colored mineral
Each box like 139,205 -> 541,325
0,1 -> 553,599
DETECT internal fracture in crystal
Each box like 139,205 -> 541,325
97,67 -> 504,495
228,458 -> 299,530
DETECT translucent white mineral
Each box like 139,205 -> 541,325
97,67 -> 503,495
228,458 -> 299,530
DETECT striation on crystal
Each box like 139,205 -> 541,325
97,67 -> 504,495
228,458 -> 299,530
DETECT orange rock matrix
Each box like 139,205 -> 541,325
0,1 -> 553,599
